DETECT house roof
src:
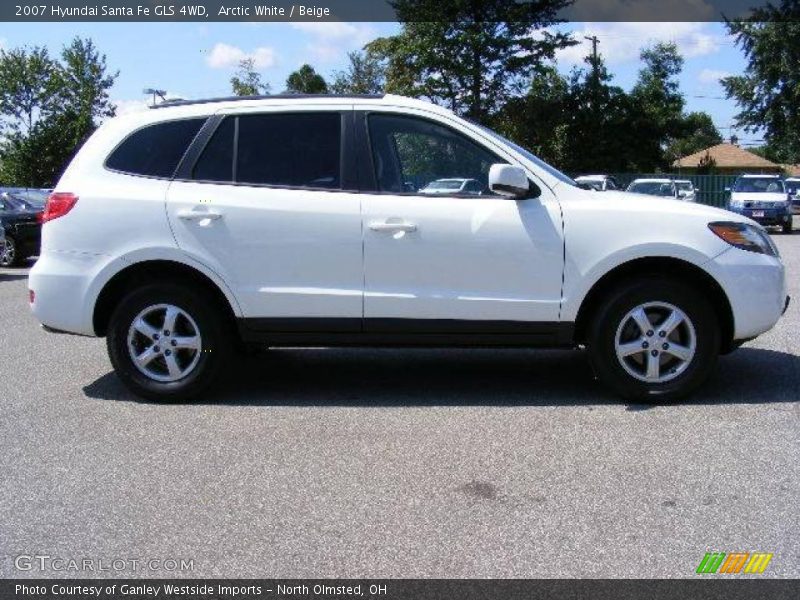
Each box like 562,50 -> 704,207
781,164 -> 800,176
672,143 -> 781,169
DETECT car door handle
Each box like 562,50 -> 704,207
368,220 -> 417,232
177,209 -> 223,221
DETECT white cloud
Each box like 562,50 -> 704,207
206,42 -> 276,69
556,22 -> 721,67
698,68 -> 731,85
290,22 -> 376,64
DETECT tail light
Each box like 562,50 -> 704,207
40,192 -> 78,223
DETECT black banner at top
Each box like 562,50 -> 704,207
1,0 -> 798,23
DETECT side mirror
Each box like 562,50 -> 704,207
489,164 -> 532,198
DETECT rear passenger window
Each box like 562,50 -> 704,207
106,118 -> 205,178
236,113 -> 341,189
193,117 -> 235,182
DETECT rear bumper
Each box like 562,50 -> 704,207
28,250 -> 112,336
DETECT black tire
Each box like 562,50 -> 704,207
0,235 -> 19,267
586,276 -> 720,402
107,283 -> 234,402
782,220 -> 793,234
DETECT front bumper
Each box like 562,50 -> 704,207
727,205 -> 792,226
705,246 -> 787,341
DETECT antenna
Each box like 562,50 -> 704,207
142,88 -> 167,107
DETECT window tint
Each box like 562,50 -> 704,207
368,114 -> 502,195
106,118 -> 205,178
193,117 -> 235,182
236,113 -> 341,188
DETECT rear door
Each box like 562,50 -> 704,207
166,107 -> 363,331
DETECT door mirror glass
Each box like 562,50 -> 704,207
489,164 -> 531,198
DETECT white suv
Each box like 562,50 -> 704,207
29,94 -> 788,402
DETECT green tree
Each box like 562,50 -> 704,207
367,0 -> 575,123
230,58 -> 270,96
58,37 -> 118,151
722,0 -> 800,163
0,37 -> 117,187
0,46 -> 60,135
667,112 -> 722,162
493,65 -> 570,167
629,42 -> 686,170
330,50 -> 385,95
285,64 -> 328,94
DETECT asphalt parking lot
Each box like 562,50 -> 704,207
1,230 -> 798,579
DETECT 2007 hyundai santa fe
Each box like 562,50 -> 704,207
29,94 -> 789,402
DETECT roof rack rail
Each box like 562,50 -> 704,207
150,93 -> 386,109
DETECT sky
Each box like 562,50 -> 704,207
0,21 -> 760,147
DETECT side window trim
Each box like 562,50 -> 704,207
174,115 -> 225,181
356,110 -> 507,197
178,110 -> 356,193
104,116 -> 208,180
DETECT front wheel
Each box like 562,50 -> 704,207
107,283 -> 233,402
0,235 -> 18,267
587,277 -> 720,402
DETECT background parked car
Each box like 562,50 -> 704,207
726,174 -> 793,234
0,192 -> 43,267
419,178 -> 484,195
574,175 -> 620,191
625,178 -> 680,199
786,177 -> 800,215
674,179 -> 698,202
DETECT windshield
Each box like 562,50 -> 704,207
733,178 -> 785,193
785,180 -> 799,194
473,124 -> 577,187
627,181 -> 675,197
676,182 -> 694,192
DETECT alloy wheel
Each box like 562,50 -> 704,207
614,301 -> 697,383
126,303 -> 202,383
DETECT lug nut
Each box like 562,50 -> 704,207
659,331 -> 667,338
153,346 -> 160,353
646,330 -> 654,337
642,341 -> 649,349
662,343 -> 669,350
164,330 -> 170,336
165,350 -> 171,356
171,340 -> 177,347
153,333 -> 159,341
651,350 -> 659,357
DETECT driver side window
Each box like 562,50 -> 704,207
367,114 -> 503,197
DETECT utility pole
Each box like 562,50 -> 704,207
584,35 -> 600,92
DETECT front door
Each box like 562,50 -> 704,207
359,112 -> 564,335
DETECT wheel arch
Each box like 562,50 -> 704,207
573,257 -> 735,353
93,259 -> 239,337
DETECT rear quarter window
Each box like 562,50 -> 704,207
105,118 -> 206,178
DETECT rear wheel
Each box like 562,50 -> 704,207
587,277 -> 720,402
107,283 -> 233,402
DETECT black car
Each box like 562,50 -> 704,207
0,193 -> 43,267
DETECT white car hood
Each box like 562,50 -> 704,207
590,190 -> 746,222
730,192 -> 787,204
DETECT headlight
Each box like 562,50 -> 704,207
728,199 -> 744,209
708,222 -> 778,256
